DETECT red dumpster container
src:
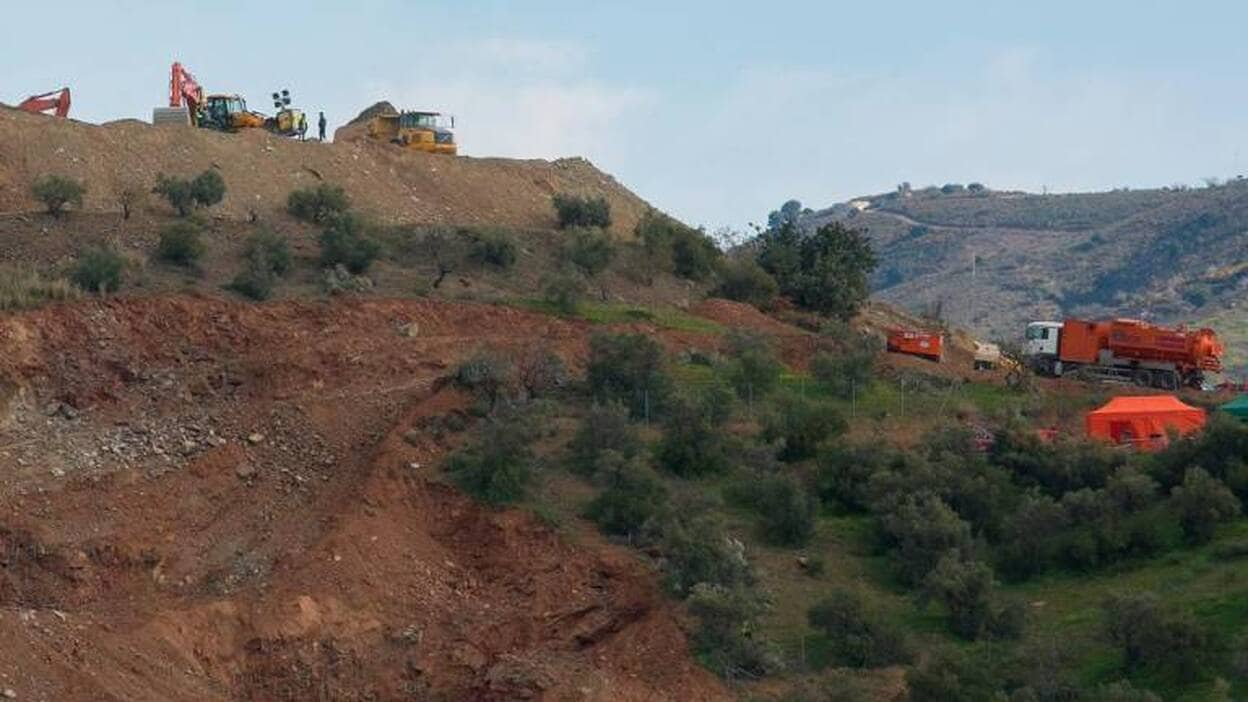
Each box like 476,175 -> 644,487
886,330 -> 943,362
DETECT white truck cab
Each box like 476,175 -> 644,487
1024,321 -> 1062,359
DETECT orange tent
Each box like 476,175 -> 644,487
1085,395 -> 1206,451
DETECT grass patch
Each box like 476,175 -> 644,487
0,265 -> 80,311
517,299 -> 724,334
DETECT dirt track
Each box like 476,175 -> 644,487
0,296 -> 729,701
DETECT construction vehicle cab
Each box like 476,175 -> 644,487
1024,322 -> 1062,361
201,94 -> 265,131
367,110 -> 457,154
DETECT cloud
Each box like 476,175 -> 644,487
363,37 -> 652,161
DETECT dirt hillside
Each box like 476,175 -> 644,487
0,107 -> 651,236
0,295 -> 731,701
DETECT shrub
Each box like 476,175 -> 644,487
154,170 -> 224,216
879,495 -> 973,586
757,221 -> 877,320
565,226 -> 614,279
920,554 -> 1022,640
636,211 -> 720,280
227,262 -> 274,301
0,265 -> 80,310
721,331 -> 782,402
686,584 -> 782,680
286,183 -> 350,223
751,473 -> 816,547
116,185 -> 145,220
762,395 -> 846,462
567,402 -> 642,476
585,456 -> 669,539
153,173 -> 195,216
71,247 -> 125,294
997,491 -> 1068,580
906,646 -> 1007,702
514,344 -> 566,400
467,228 -> 517,269
1150,414 -> 1248,499
714,257 -> 778,307
652,500 -> 753,594
815,441 -> 899,512
810,333 -> 881,400
542,273 -> 585,315
552,193 -> 611,229
656,391 -> 732,477
586,332 -> 671,419
1170,467 -> 1241,543
446,413 -> 537,505
455,350 -> 514,410
31,175 -> 86,216
241,229 -> 293,277
190,169 -> 226,208
318,213 -> 380,273
1102,591 -> 1212,682
155,222 -> 206,267
806,589 -> 912,668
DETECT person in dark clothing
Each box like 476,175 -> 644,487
318,112 -> 327,142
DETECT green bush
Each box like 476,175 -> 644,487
564,226 -> 614,293
879,495 -> 973,586
714,257 -> 778,307
467,228 -> 517,269
757,221 -> 877,320
241,229 -> 293,277
455,350 -> 514,411
71,246 -> 125,294
721,330 -> 782,402
762,395 -> 846,462
806,589 -> 912,668
810,332 -> 881,400
920,554 -> 1022,641
1102,591 -> 1213,682
542,273 -> 585,315
318,212 -> 380,274
686,584 -> 782,680
447,413 -> 538,505
1169,467 -> 1240,543
751,473 -> 817,547
154,170 -> 225,216
656,390 -> 732,477
652,500 -> 754,594
190,169 -> 226,208
155,222 -> 206,267
906,646 -> 1007,702
227,262 -> 274,301
585,456 -> 669,539
566,402 -> 642,476
286,183 -> 350,223
586,332 -> 671,419
636,211 -> 721,280
552,193 -> 611,229
31,175 -> 86,216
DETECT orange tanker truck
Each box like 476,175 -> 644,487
1023,318 -> 1222,390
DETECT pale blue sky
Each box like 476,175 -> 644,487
5,1 -> 1248,230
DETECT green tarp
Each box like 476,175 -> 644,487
1221,395 -> 1248,420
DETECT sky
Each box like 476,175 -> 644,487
5,1 -> 1248,231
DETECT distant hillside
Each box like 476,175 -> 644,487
804,183 -> 1248,375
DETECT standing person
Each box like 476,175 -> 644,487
318,111 -> 327,142
298,112 -> 308,141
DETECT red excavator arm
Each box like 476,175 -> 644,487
18,87 -> 71,118
169,62 -> 203,113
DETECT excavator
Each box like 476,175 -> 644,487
152,62 -> 306,137
17,87 -> 71,118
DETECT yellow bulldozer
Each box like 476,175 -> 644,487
367,110 -> 457,154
